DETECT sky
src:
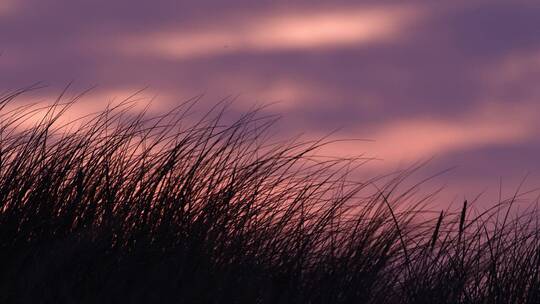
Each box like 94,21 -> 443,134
1,0 -> 540,209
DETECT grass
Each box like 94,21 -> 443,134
0,88 -> 539,303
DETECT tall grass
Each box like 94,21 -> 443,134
0,88 -> 539,303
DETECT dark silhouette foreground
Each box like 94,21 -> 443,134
0,89 -> 539,304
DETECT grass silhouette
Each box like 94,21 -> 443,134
0,88 -> 539,303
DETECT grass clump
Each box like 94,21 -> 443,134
0,88 -> 539,303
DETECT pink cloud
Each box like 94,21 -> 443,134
311,102 -> 536,170
0,88 -> 165,131
0,0 -> 17,16
115,5 -> 423,60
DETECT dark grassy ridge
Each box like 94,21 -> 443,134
0,89 -> 539,304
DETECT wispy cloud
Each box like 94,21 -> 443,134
115,6 -> 422,60
0,0 -> 16,16
315,102 -> 536,169
1,88 -> 162,131
479,49 -> 540,89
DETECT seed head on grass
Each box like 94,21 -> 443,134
0,88 -> 539,303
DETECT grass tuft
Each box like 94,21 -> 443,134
0,89 -> 539,303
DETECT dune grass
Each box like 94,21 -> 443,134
0,88 -> 539,303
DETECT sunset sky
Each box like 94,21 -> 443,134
1,1 -> 540,207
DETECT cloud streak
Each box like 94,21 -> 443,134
316,102 -> 537,170
0,0 -> 16,16
116,6 -> 421,59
